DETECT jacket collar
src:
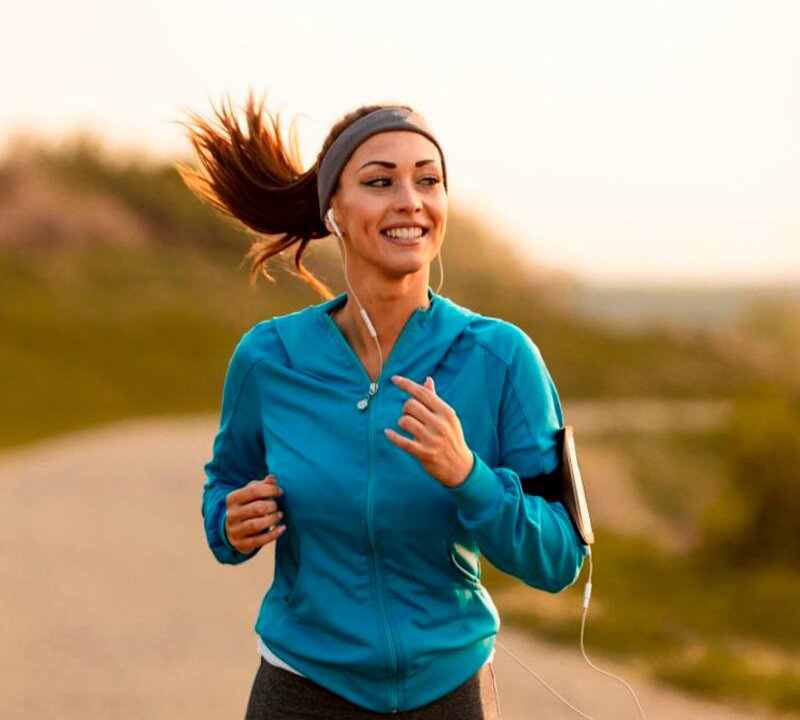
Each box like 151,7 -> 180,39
271,286 -> 475,384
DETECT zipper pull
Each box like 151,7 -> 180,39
356,381 -> 379,411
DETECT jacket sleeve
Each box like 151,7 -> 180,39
446,327 -> 587,592
202,329 -> 268,565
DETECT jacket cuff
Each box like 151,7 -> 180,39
446,450 -> 505,524
219,506 -> 236,552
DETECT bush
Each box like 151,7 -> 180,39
701,387 -> 800,567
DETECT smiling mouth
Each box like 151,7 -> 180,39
380,228 -> 429,242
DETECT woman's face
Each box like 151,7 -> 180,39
328,130 -> 447,284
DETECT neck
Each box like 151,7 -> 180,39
332,276 -> 432,364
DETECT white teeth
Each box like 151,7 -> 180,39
384,227 -> 425,239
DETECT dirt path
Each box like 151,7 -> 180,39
0,414 -> 786,719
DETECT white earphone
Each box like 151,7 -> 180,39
325,207 -> 343,243
326,208 -> 384,381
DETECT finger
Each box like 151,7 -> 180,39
233,498 -> 279,521
233,510 -> 284,538
401,397 -> 436,424
397,413 -> 427,440
391,375 -> 449,414
383,427 -> 424,457
238,523 -> 287,553
425,376 -> 435,393
229,477 -> 284,506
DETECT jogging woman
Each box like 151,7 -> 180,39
178,94 -> 587,719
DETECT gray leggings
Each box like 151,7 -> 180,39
244,658 -> 502,719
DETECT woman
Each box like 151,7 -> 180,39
177,93 -> 587,719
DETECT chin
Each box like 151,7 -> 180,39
380,257 -> 429,279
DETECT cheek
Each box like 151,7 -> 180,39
338,194 -> 382,231
431,197 -> 447,227
432,208 -> 447,239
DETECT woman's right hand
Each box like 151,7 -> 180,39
225,474 -> 286,554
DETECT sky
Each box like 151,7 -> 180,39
1,0 -> 798,285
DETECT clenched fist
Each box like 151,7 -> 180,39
224,474 -> 286,554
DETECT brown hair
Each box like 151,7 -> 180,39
174,90 -> 413,299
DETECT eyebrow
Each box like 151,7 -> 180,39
358,159 -> 438,171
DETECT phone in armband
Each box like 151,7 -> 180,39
520,425 -> 594,545
556,425 -> 594,545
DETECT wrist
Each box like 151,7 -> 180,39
443,450 -> 475,488
445,451 -> 505,525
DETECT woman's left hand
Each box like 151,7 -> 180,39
384,375 -> 475,488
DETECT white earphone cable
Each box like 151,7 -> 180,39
338,234 -> 384,380
434,250 -> 444,294
496,547 -> 646,719
495,637 -> 595,719
328,210 -> 384,379
578,548 -> 647,719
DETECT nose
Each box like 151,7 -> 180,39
393,178 -> 423,213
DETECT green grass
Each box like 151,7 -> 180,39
0,242 -> 316,448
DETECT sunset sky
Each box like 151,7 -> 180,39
2,0 -> 797,284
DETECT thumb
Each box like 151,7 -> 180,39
264,474 -> 276,484
425,376 -> 436,393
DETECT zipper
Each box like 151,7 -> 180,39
367,393 -> 399,712
323,307 -> 429,713
323,306 -> 424,411
357,382 -> 378,410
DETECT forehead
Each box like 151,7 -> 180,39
345,131 -> 442,172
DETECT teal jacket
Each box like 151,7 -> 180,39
203,287 -> 587,713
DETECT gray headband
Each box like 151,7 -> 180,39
317,106 -> 447,222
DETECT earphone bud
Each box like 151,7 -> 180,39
326,208 -> 343,239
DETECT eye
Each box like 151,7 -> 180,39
364,176 -> 391,187
420,175 -> 441,185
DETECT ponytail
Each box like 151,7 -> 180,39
175,91 -> 413,299
174,91 -> 332,297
